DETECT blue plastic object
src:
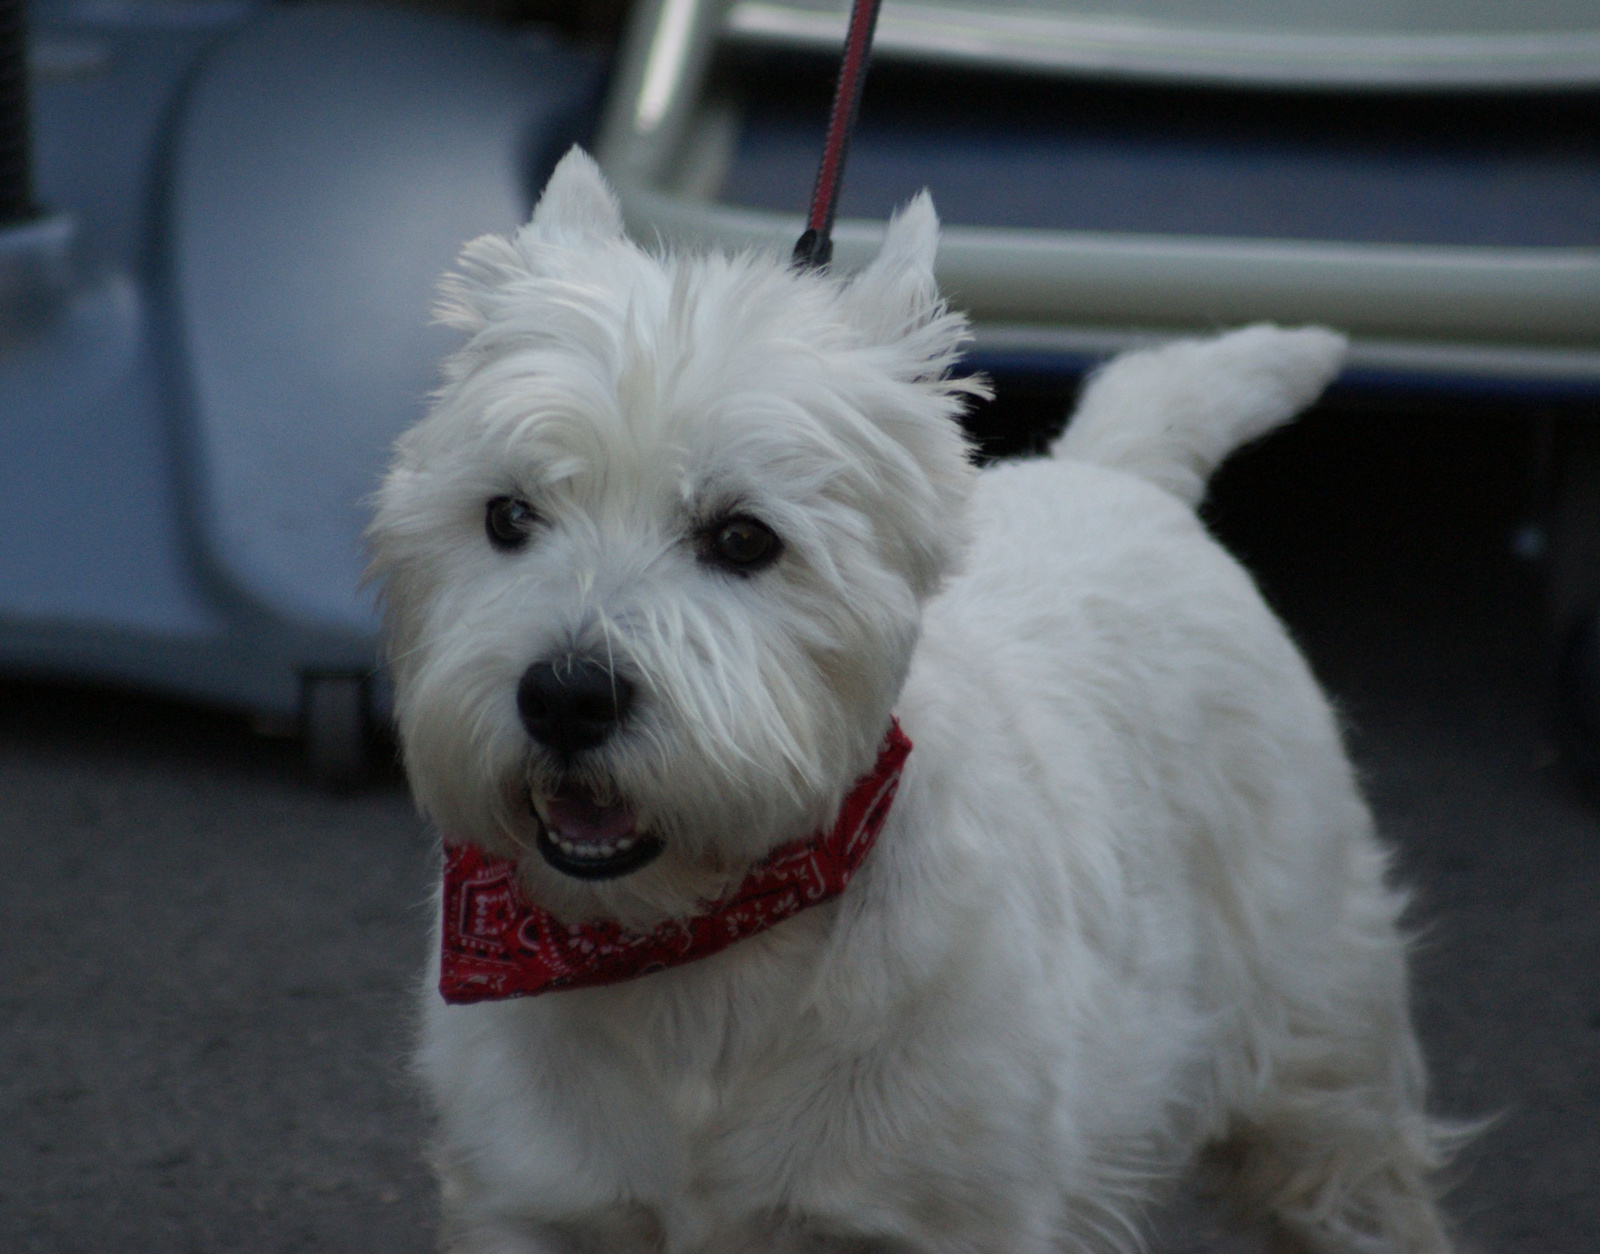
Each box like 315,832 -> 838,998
0,3 -> 604,730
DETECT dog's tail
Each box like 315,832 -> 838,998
1052,324 -> 1347,508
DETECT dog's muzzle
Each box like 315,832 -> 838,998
517,655 -> 662,879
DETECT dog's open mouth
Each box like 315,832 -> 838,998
530,785 -> 664,881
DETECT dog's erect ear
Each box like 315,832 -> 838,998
844,192 -> 944,346
526,146 -> 626,245
434,148 -> 625,332
838,193 -> 980,596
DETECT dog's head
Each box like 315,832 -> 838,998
368,149 -> 978,923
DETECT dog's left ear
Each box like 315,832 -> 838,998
843,192 -> 949,351
842,193 -> 980,594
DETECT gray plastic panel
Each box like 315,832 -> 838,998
0,275 -> 225,637
173,5 -> 601,638
0,20 -> 230,643
0,5 -> 602,714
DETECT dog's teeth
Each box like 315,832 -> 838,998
552,833 -> 614,861
546,822 -> 647,862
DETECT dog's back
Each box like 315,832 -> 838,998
913,326 -> 1463,1253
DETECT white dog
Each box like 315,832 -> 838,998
369,149 -> 1458,1254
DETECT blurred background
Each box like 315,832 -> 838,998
1,0 -> 1596,1249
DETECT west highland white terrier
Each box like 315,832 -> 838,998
368,149 -> 1459,1254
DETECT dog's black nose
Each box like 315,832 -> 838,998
517,658 -> 634,755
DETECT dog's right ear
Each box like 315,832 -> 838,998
525,147 -> 626,246
434,148 -> 626,332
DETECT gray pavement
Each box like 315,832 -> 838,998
2,403 -> 1597,1251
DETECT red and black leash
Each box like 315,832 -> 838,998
791,0 -> 885,270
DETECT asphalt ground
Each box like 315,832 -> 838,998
2,400 -> 1597,1252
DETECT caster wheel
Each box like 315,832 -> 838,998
1557,606 -> 1600,784
303,672 -> 370,788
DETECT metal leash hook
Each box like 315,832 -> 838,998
792,0 -> 884,270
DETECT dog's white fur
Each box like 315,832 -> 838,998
370,149 -> 1457,1254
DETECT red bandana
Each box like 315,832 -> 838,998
439,720 -> 912,1003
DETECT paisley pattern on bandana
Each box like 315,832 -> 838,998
439,721 -> 911,1003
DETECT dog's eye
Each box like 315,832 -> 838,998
703,515 -> 780,572
485,496 -> 537,551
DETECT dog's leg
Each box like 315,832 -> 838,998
441,1212 -> 663,1254
1205,1105 -> 1456,1254
440,1219 -> 565,1254
438,1181 -> 564,1254
436,1161 -> 666,1254
1200,878 -> 1461,1254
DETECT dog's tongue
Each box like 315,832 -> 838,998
545,784 -> 638,849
